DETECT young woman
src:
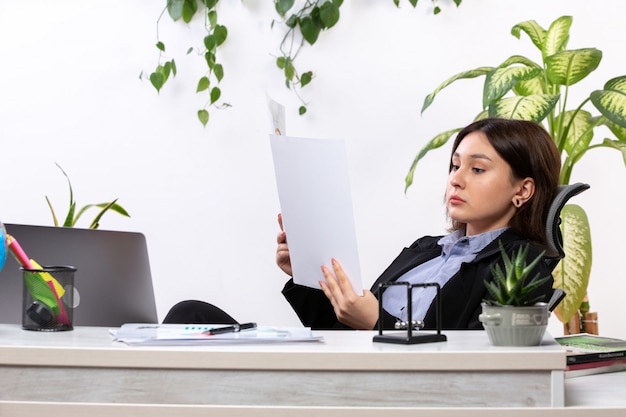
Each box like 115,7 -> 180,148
277,118 -> 561,330
164,118 -> 560,329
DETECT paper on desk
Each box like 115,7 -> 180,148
111,323 -> 324,346
269,134 -> 363,294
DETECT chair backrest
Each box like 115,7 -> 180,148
543,182 -> 590,271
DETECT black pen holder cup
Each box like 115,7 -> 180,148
21,265 -> 76,331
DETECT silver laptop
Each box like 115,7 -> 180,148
0,223 -> 158,327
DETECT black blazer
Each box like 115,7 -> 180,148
282,229 -> 554,330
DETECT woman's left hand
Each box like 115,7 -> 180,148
320,258 -> 379,329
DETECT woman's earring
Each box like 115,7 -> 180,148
514,199 -> 522,208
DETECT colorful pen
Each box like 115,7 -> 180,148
6,234 -> 70,325
6,234 -> 33,269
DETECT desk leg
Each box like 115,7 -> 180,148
551,370 -> 565,407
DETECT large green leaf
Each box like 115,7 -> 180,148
488,94 -> 559,122
483,66 -> 542,107
553,204 -> 592,324
405,128 -> 461,192
421,67 -> 494,114
511,19 -> 546,52
561,109 -> 594,158
514,75 -> 544,96
590,75 -> 626,127
559,110 -> 595,183
543,15 -> 572,58
546,48 -> 602,86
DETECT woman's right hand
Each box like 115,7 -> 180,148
276,213 -> 293,276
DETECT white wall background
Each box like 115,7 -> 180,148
1,0 -> 624,338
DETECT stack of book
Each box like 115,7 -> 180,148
555,333 -> 626,378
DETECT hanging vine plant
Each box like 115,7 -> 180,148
273,0 -> 343,116
141,0 -> 462,127
141,0 -> 229,127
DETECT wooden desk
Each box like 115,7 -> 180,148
0,324 -> 622,416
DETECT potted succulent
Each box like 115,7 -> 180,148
479,242 -> 552,346
406,15 -> 626,332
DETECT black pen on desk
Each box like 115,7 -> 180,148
204,322 -> 257,335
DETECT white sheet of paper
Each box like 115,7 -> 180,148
269,134 -> 363,294
266,94 -> 286,135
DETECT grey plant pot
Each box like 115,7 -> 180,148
478,303 -> 549,346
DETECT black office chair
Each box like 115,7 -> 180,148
163,300 -> 239,325
543,182 -> 591,271
542,182 -> 590,311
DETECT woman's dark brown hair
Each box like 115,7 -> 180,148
449,118 -> 561,244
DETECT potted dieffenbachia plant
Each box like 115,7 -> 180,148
407,15 -> 626,332
479,242 -> 552,346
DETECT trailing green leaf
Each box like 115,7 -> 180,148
144,1 -> 229,126
421,67 -> 494,114
198,109 -> 209,126
213,25 -> 228,46
274,0 -> 459,117
210,86 -> 221,104
319,2 -> 340,28
145,0 -> 463,124
405,128 -> 461,191
196,76 -> 210,93
214,63 -> 224,82
299,16 -> 320,45
149,72 -> 165,93
300,71 -> 312,87
275,0 -> 295,16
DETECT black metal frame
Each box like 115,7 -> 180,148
373,281 -> 447,345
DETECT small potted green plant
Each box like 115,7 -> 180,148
46,164 -> 130,229
479,242 -> 552,346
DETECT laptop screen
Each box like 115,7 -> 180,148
0,223 -> 158,327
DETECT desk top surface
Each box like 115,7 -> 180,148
0,324 -> 566,371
